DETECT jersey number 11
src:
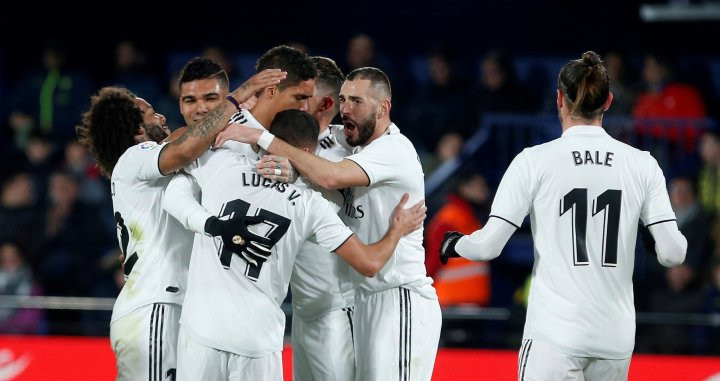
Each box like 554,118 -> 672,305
560,188 -> 622,267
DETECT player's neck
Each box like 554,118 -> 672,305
248,105 -> 272,130
365,120 -> 392,146
562,115 -> 603,132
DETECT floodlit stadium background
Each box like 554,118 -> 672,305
1,0 -> 720,379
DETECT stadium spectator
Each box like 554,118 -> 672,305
0,172 -> 40,252
407,48 -> 475,153
603,52 -> 637,116
421,132 -> 463,176
633,54 -> 707,151
425,173 -> 491,306
475,50 -> 537,116
7,42 -> 92,147
111,41 -> 162,105
0,241 -> 44,334
698,131 -> 720,217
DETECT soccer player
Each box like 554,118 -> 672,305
76,68 -> 285,381
178,56 -> 231,127
439,51 -> 688,381
164,109 -> 426,380
216,67 -> 441,381
289,56 -> 356,381
223,45 -> 316,163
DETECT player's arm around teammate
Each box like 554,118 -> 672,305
335,192 -> 425,276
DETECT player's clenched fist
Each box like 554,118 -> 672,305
205,215 -> 274,266
439,231 -> 463,264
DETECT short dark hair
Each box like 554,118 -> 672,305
312,56 -> 344,97
346,67 -> 392,100
76,87 -> 141,177
557,51 -> 610,119
178,56 -> 229,91
256,45 -> 317,91
268,109 -> 319,151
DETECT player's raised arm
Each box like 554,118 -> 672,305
215,126 -> 369,188
334,193 -> 426,276
158,69 -> 286,175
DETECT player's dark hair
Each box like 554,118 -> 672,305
178,56 -> 229,91
76,87 -> 142,178
558,51 -> 609,119
346,66 -> 392,100
269,109 -> 319,151
256,46 -> 317,91
311,56 -> 344,113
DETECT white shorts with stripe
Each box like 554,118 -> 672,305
176,326 -> 282,381
292,307 -> 355,381
354,287 -> 441,381
110,303 -> 180,381
517,339 -> 631,381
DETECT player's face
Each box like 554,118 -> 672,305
339,79 -> 378,147
179,78 -> 227,125
134,97 -> 170,143
271,79 -> 315,114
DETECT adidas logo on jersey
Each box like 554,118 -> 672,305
228,112 -> 248,125
318,135 -> 335,150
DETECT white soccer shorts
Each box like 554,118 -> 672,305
176,327 -> 282,381
292,307 -> 355,381
517,338 -> 631,381
354,287 -> 441,381
110,303 -> 181,381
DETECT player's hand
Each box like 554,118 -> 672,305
231,69 -> 287,103
240,95 -> 257,110
215,123 -> 262,147
440,231 -> 464,264
205,215 -> 274,266
640,225 -> 657,256
257,155 -> 298,183
390,193 -> 427,236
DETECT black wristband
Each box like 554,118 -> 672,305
226,95 -> 241,111
204,216 -> 221,236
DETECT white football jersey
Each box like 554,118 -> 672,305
177,148 -> 353,357
223,108 -> 265,159
491,125 -> 677,359
110,141 -> 193,323
342,123 -> 436,298
290,125 -> 355,320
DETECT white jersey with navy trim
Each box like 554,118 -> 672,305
176,148 -> 353,357
110,141 -> 193,323
223,108 -> 265,160
490,125 -> 677,359
342,123 -> 436,298
290,125 -> 356,320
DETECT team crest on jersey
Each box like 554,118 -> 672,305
139,142 -> 157,150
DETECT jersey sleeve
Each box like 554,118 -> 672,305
304,192 -> 353,252
640,153 -> 677,226
164,173 -> 212,235
345,138 -> 395,185
488,150 -> 535,227
129,141 -> 169,181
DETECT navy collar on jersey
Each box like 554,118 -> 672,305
561,125 -> 608,137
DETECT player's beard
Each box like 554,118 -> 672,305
344,111 -> 376,147
143,123 -> 169,143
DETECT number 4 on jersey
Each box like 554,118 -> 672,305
217,198 -> 291,281
560,188 -> 621,267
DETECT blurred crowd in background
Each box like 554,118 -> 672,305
1,34 -> 720,355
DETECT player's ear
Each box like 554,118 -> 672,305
261,85 -> 277,100
603,91 -> 614,112
320,96 -> 334,113
556,89 -> 564,109
377,98 -> 391,119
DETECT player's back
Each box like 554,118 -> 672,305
110,142 -> 192,322
514,125 -> 675,359
180,148 -> 352,357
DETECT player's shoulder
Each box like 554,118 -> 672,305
113,141 -> 163,178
